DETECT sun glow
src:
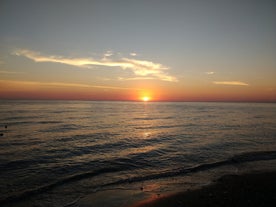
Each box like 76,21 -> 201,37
142,96 -> 150,102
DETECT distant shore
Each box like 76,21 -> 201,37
130,171 -> 276,207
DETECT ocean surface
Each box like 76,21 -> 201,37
0,101 -> 276,206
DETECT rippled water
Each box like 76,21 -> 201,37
0,101 -> 276,206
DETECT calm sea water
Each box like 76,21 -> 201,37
0,101 -> 276,206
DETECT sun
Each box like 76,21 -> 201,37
142,96 -> 150,102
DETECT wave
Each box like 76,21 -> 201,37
1,150 -> 276,205
104,150 -> 276,186
0,165 -> 131,205
133,116 -> 174,121
135,124 -> 189,130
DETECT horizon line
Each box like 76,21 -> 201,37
0,98 -> 275,104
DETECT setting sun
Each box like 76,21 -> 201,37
142,96 -> 150,102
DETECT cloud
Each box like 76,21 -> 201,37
130,52 -> 137,56
103,50 -> 113,57
118,77 -> 155,81
213,81 -> 249,86
0,79 -> 141,91
13,49 -> 177,82
206,71 -> 215,75
0,70 -> 23,74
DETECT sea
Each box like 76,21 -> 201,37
0,100 -> 276,206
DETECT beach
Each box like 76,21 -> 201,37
131,171 -> 276,207
78,170 -> 276,207
1,0 -> 276,206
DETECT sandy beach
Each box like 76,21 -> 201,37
78,170 -> 276,207
130,171 -> 276,207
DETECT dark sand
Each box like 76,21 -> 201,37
130,171 -> 276,207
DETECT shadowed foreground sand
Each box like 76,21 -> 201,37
79,171 -> 276,207
130,171 -> 276,207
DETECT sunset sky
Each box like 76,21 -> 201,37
0,0 -> 275,102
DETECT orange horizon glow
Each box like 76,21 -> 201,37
0,80 -> 275,102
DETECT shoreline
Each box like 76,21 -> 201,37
129,170 -> 276,207
3,166 -> 276,206
78,159 -> 276,207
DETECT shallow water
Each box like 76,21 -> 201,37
0,101 -> 276,206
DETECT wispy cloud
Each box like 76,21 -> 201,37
103,50 -> 113,57
0,79 -> 141,91
206,71 -> 215,75
118,77 -> 155,81
213,81 -> 249,86
13,49 -> 177,82
0,70 -> 23,74
130,52 -> 137,56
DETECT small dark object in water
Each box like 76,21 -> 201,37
140,187 -> 144,191
0,133 -> 3,136
5,125 -> 7,129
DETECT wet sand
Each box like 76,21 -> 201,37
131,171 -> 276,207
